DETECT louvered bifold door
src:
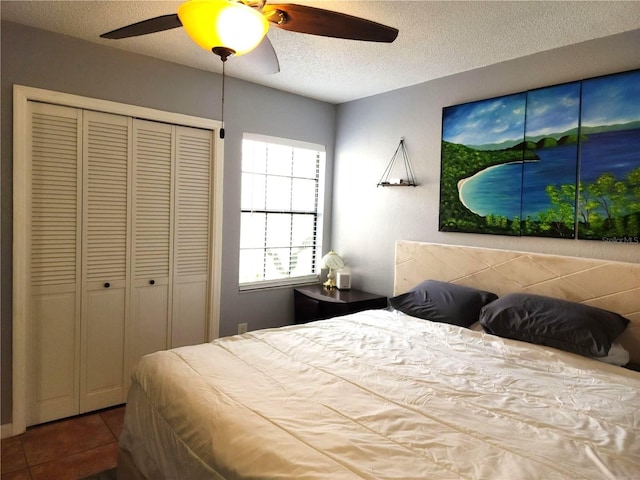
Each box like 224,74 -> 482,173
172,126 -> 213,347
80,110 -> 131,412
130,119 -> 173,368
27,102 -> 82,426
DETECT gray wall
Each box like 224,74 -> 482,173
333,29 -> 640,297
0,21 -> 336,424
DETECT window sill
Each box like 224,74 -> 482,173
239,276 -> 320,292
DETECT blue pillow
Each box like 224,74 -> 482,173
389,280 -> 498,327
479,293 -> 630,357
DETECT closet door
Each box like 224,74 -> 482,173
130,120 -> 173,366
26,102 -> 82,426
172,126 -> 213,347
80,111 -> 130,412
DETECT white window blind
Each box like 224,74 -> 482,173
240,134 -> 325,289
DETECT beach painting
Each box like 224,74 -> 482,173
520,82 -> 581,238
439,69 -> 640,241
577,70 -> 640,241
439,92 -> 526,235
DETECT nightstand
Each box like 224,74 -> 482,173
294,284 -> 388,324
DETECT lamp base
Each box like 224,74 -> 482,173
323,278 -> 337,289
324,267 -> 337,289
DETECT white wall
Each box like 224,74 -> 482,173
333,29 -> 640,297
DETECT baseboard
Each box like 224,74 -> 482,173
1,422 -> 15,439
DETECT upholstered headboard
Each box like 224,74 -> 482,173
394,241 -> 640,363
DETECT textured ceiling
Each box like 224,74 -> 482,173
2,1 -> 640,104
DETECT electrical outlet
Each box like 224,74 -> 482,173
237,323 -> 248,335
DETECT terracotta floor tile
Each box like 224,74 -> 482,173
99,406 -> 126,440
22,414 -> 115,467
29,443 -> 118,480
1,436 -> 27,474
0,468 -> 31,480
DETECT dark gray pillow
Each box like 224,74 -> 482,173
389,280 -> 498,327
479,293 -> 630,357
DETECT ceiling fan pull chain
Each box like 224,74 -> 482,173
220,56 -> 226,139
212,46 -> 234,140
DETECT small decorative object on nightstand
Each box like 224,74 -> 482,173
294,284 -> 387,324
336,271 -> 351,290
321,250 -> 344,289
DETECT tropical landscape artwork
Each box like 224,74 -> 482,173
439,69 -> 640,241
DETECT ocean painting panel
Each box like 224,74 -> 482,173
521,82 -> 581,238
439,93 -> 526,235
577,70 -> 640,241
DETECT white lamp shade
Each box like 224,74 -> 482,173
321,251 -> 344,270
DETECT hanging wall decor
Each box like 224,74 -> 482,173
439,69 -> 640,241
377,137 -> 418,187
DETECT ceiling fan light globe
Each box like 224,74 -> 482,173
178,0 -> 268,56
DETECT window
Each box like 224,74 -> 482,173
239,133 -> 325,289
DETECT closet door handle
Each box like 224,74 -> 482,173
149,279 -> 155,285
104,282 -> 111,288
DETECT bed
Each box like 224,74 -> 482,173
117,242 -> 640,479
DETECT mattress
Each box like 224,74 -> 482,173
119,309 -> 640,479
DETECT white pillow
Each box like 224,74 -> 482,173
472,321 -> 630,366
592,342 -> 630,366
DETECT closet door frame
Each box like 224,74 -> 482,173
12,85 -> 224,436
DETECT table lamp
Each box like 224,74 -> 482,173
321,250 -> 344,289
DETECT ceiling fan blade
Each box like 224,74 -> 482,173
263,4 -> 398,43
100,14 -> 182,39
240,35 -> 281,74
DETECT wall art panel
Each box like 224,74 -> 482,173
439,69 -> 640,242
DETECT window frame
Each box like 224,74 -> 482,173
239,133 -> 326,291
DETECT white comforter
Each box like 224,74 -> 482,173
120,310 -> 640,479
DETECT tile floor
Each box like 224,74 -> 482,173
1,405 -> 125,480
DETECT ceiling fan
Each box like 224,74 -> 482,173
101,0 -> 398,138
100,0 -> 399,70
